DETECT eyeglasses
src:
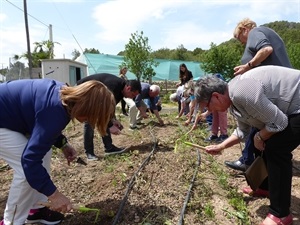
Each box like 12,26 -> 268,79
205,95 -> 213,110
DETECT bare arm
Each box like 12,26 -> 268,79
234,46 -> 273,76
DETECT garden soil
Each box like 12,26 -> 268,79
1,105 -> 300,225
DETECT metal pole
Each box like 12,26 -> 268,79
23,0 -> 33,78
49,24 -> 54,59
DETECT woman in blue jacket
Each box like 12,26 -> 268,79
0,79 -> 115,225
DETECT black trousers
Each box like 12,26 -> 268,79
261,113 -> 300,217
84,122 -> 113,154
121,99 -> 127,113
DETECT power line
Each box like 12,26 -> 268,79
5,0 -> 48,27
50,1 -> 85,55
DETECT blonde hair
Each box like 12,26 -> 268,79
60,80 -> 116,136
183,80 -> 194,97
233,18 -> 257,39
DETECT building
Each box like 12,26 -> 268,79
41,59 -> 87,85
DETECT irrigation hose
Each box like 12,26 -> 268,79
175,122 -> 202,225
112,126 -> 158,225
178,148 -> 201,225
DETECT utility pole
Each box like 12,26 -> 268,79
23,0 -> 33,78
49,24 -> 53,58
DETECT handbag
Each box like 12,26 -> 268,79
245,155 -> 268,191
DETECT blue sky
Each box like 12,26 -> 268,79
1,0 -> 300,68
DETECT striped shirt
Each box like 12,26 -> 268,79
229,65 -> 300,141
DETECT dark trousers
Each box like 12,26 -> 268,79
121,99 -> 127,114
206,113 -> 213,126
84,122 -> 113,154
239,128 -> 257,165
260,114 -> 300,217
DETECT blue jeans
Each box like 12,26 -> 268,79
84,122 -> 113,154
238,128 -> 257,165
206,113 -> 213,126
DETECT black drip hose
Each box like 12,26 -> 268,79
112,128 -> 157,225
178,148 -> 201,225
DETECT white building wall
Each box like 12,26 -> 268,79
41,59 -> 87,85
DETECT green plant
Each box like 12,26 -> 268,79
203,203 -> 215,218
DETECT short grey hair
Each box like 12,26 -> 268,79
150,84 -> 160,93
169,93 -> 177,102
194,76 -> 227,103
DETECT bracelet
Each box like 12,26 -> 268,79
255,132 -> 264,142
247,62 -> 253,68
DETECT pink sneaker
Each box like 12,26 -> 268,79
243,186 -> 269,198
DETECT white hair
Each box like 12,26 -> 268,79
169,93 -> 177,102
150,84 -> 160,93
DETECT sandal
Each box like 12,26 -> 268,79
242,186 -> 269,198
260,213 -> 293,225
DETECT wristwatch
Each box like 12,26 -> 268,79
255,132 -> 264,142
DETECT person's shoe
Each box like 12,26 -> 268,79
204,135 -> 218,142
104,146 -> 128,156
0,220 -> 5,225
86,153 -> 99,161
122,112 -> 128,116
129,125 -> 138,130
260,213 -> 293,225
243,186 -> 269,198
224,160 -> 249,172
216,134 -> 229,143
136,121 -> 144,125
25,207 -> 64,224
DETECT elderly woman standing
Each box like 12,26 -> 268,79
0,79 -> 115,225
225,17 -> 292,174
194,65 -> 299,225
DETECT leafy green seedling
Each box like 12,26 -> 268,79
184,141 -> 206,150
76,206 -> 100,224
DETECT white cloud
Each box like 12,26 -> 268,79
1,0 -> 300,66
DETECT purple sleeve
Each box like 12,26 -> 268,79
22,107 -> 69,196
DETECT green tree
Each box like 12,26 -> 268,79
123,31 -> 159,81
286,42 -> 300,69
200,41 -> 242,80
151,48 -> 173,59
71,48 -> 101,61
21,40 -> 60,67
71,49 -> 81,60
83,48 -> 100,54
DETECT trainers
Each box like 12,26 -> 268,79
129,125 -> 138,130
104,145 -> 128,156
86,153 -> 99,161
0,220 -> 4,225
215,134 -> 229,143
204,135 -> 218,142
25,207 -> 64,225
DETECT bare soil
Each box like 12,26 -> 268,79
1,105 -> 300,225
